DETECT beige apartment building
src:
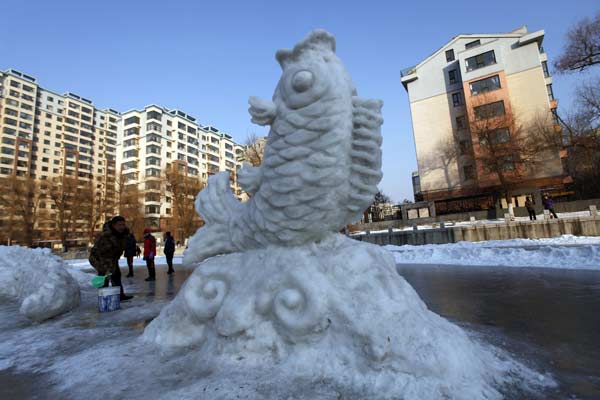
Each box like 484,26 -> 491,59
401,26 -> 567,214
1,68 -> 248,244
0,68 -> 119,242
117,105 -> 246,229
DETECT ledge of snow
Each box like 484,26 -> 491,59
386,235 -> 600,269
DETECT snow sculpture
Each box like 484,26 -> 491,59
144,30 -> 544,398
0,246 -> 80,321
182,29 -> 382,265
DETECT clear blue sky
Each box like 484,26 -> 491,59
1,0 -> 597,201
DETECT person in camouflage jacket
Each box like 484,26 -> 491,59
89,216 -> 133,301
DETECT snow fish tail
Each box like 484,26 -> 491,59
182,172 -> 243,266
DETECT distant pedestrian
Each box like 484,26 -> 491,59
525,197 -> 536,221
164,232 -> 175,275
143,228 -> 157,282
542,194 -> 558,219
88,216 -> 133,301
124,232 -> 141,278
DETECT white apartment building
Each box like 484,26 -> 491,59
117,105 -> 246,228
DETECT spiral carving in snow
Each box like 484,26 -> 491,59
183,274 -> 229,322
272,273 -> 328,341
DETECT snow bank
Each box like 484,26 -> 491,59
386,235 -> 600,269
143,236 -> 551,399
0,246 -> 80,321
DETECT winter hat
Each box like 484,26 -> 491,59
143,227 -> 152,234
111,215 -> 126,224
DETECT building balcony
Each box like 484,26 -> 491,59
400,65 -> 418,89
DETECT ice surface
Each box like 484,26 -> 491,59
0,246 -> 80,321
386,235 -> 600,269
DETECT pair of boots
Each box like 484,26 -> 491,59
145,264 -> 156,282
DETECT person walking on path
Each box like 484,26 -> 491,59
143,228 -> 157,282
124,232 -> 141,278
164,232 -> 175,275
542,194 -> 559,219
89,216 -> 134,301
525,197 -> 536,221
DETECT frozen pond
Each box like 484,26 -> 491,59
1,263 -> 599,399
397,264 -> 600,399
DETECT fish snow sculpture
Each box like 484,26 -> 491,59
184,29 -> 383,265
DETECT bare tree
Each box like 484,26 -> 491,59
554,13 -> 600,73
116,171 -> 145,238
164,165 -> 204,243
49,175 -> 87,250
243,133 -> 267,167
469,96 -> 537,205
0,175 -> 48,246
419,133 -> 461,192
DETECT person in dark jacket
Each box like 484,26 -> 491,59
542,194 -> 558,219
525,197 -> 536,221
164,231 -> 175,275
143,228 -> 157,282
89,216 -> 134,301
124,233 -> 141,278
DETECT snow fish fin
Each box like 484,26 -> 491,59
237,163 -> 262,195
347,97 -> 384,216
183,172 -> 243,266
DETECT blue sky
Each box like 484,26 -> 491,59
1,0 -> 598,201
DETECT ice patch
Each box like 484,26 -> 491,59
0,246 -> 80,321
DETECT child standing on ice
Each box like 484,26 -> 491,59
143,228 -> 157,282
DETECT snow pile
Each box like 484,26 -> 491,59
143,236 -> 551,399
0,246 -> 80,321
386,235 -> 600,269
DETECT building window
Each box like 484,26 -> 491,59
147,110 -> 162,121
146,122 -> 162,132
546,84 -> 554,101
456,115 -> 467,130
465,39 -> 481,49
465,50 -> 496,72
474,100 -> 505,120
542,61 -> 550,78
502,155 -> 516,172
451,92 -> 463,107
479,127 -> 510,145
445,49 -> 455,62
145,205 -> 160,214
463,165 -> 475,180
124,116 -> 140,125
448,69 -> 458,84
469,75 -> 501,95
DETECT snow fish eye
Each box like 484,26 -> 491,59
291,70 -> 314,92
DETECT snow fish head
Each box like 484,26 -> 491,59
274,29 -> 356,110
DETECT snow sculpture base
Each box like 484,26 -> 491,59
144,236 -> 528,398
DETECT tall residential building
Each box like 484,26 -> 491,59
117,105 -> 246,229
401,26 -> 566,213
0,68 -> 119,240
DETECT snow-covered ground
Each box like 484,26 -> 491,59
386,235 -> 600,269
